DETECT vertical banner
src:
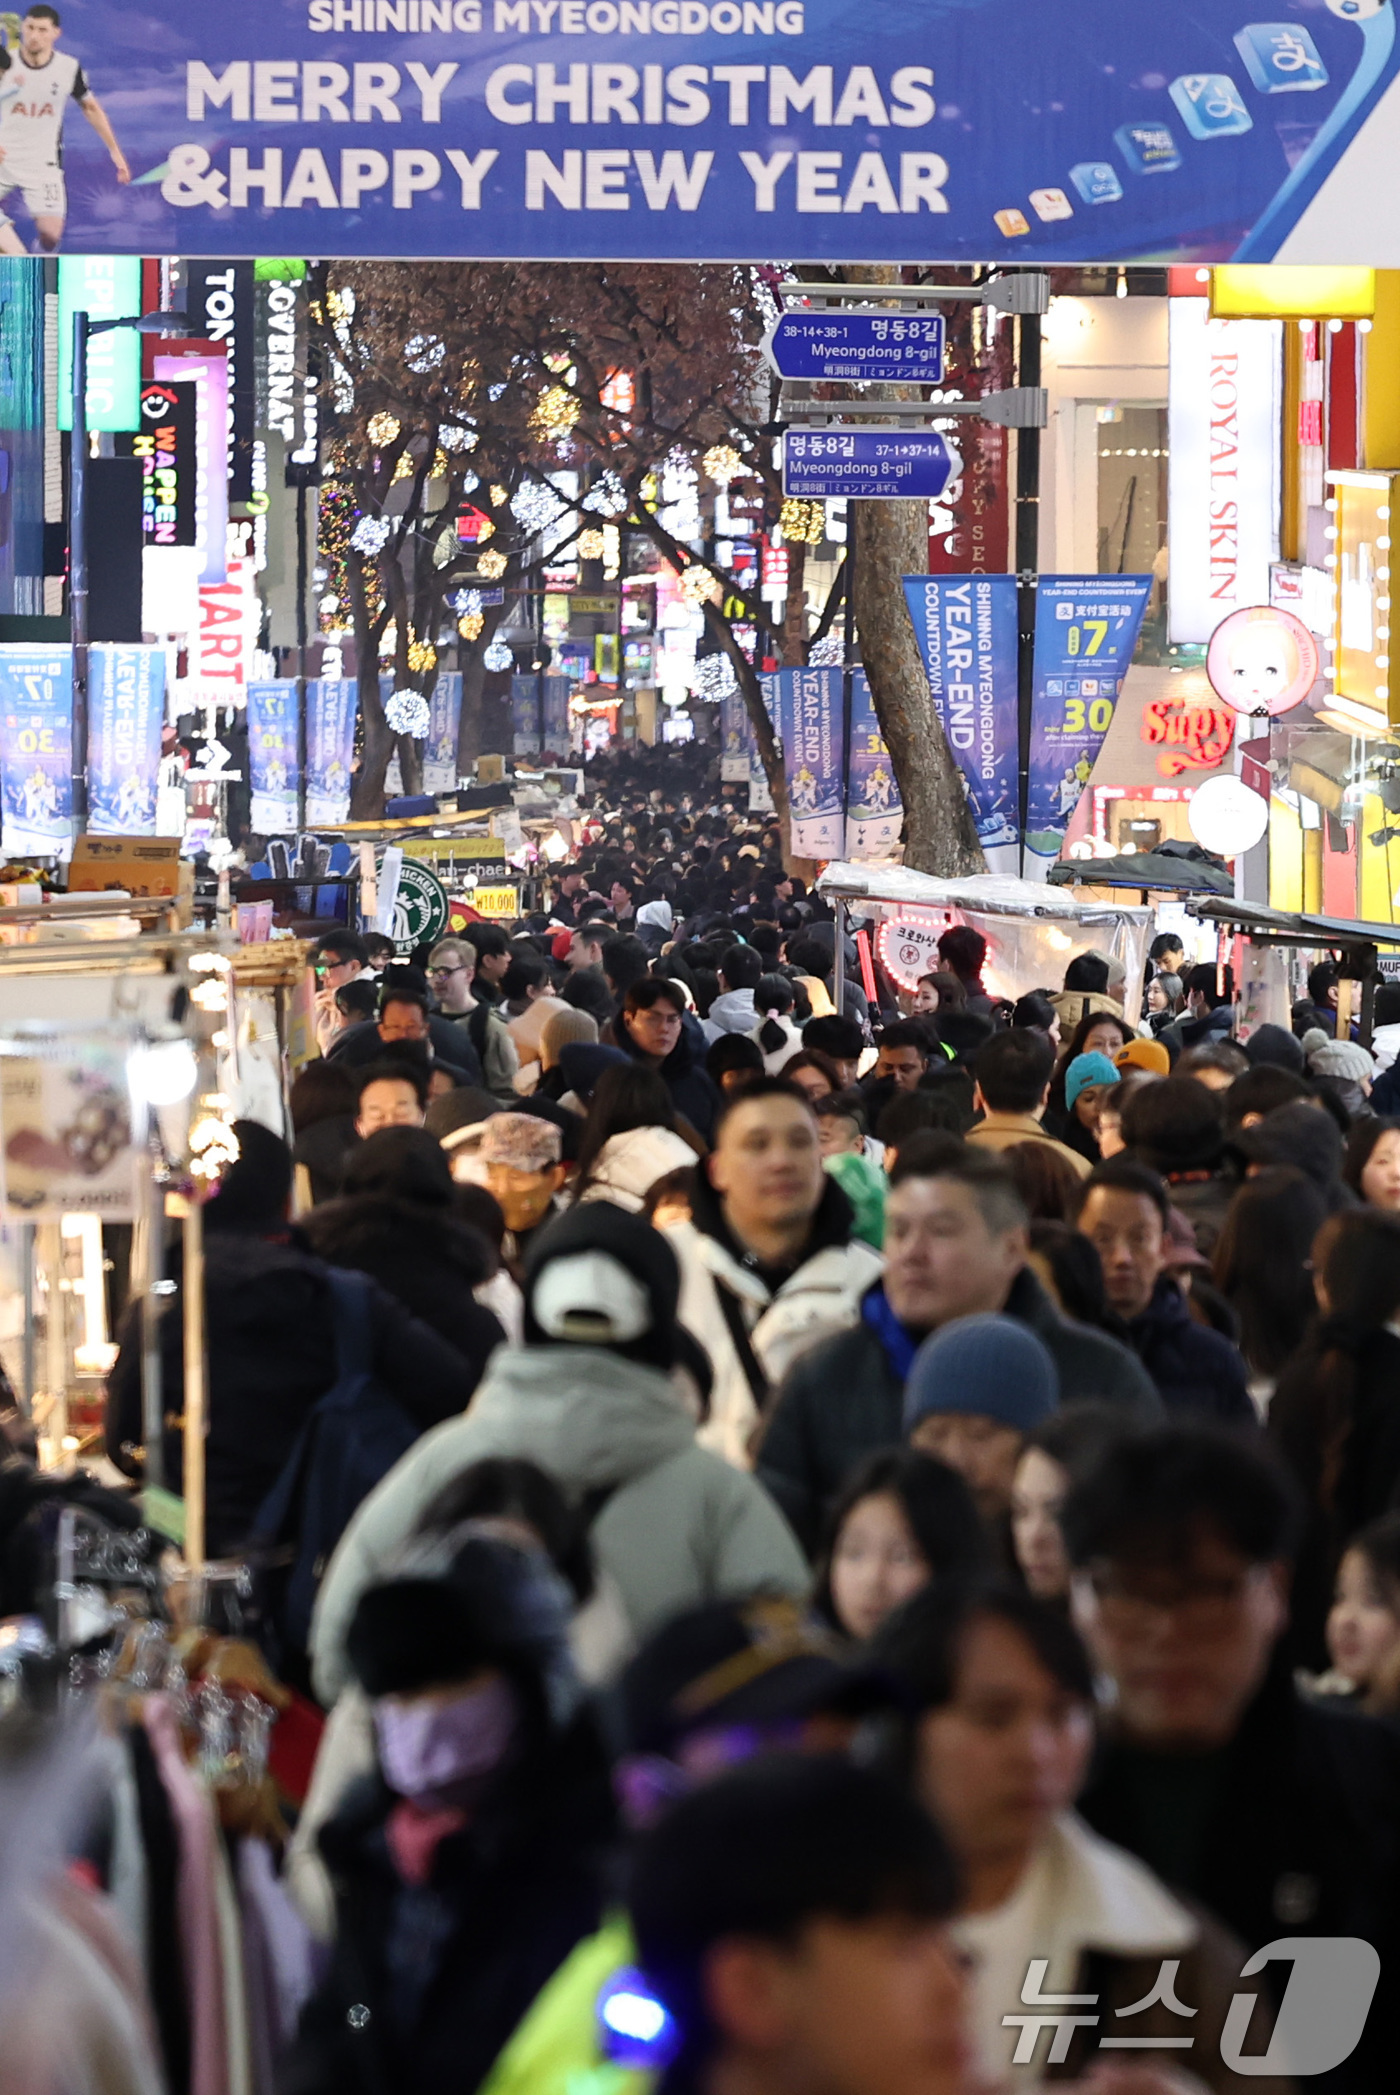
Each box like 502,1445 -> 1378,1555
1026,576 -> 1153,877
0,645 -> 74,856
118,380 -> 197,546
773,668 -> 846,861
541,674 -> 571,753
422,672 -> 462,794
902,575 -> 1021,876
87,646 -> 165,836
305,679 -> 356,825
155,353 -> 228,585
720,686 -> 752,781
845,672 -> 903,863
1167,302 -> 1281,645
246,681 -> 300,834
57,259 -> 141,433
185,261 -> 256,506
511,674 -> 542,754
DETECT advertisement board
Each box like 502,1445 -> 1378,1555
0,645 -> 74,857
903,573 -> 1019,876
22,3 -> 1400,259
1167,300 -> 1281,645
1026,576 -> 1152,875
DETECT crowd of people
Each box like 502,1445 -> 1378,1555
15,748 -> 1400,2095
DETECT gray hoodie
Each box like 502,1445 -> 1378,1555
309,1342 -> 808,1705
702,987 -> 758,1042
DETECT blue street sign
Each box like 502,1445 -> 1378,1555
766,312 -> 946,384
784,429 -> 958,501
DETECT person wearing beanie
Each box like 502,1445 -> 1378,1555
1062,1050 -> 1119,1168
903,1313 -> 1059,1525
536,1005 -> 601,1100
1308,1036 -> 1376,1123
310,1203 -> 808,1707
106,1122 -> 492,1559
286,1526 -> 616,2095
1242,1022 -> 1305,1076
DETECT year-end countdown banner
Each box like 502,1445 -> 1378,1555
0,643 -> 167,854
903,574 -> 1018,878
42,2 -> 1400,260
1025,575 -> 1152,879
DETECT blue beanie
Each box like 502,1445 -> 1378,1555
1065,1051 -> 1120,1112
903,1314 -> 1059,1436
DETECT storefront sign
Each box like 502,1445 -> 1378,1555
903,574 -> 1019,875
0,1031 -> 138,1219
875,908 -> 946,995
193,557 -> 257,706
185,261 -> 257,504
57,258 -> 141,432
469,883 -> 522,919
87,647 -> 167,835
155,350 -> 229,585
1026,576 -> 1152,875
0,646 -> 74,857
392,857 -> 450,950
1167,301 -> 1281,645
1140,693 -> 1236,777
1188,772 -> 1269,855
1206,603 -> 1319,716
120,381 -> 197,546
38,6 -> 1400,261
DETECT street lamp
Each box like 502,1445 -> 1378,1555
69,304 -> 189,822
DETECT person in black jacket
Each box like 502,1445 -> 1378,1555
301,1126 -> 504,1365
1074,1158 -> 1254,1425
283,1525 -> 615,2095
1065,1425 -> 1400,2095
105,1121 -> 498,1558
754,1138 -> 1160,1555
610,975 -> 720,1143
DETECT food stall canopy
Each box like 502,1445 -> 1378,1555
1048,846 -> 1234,896
1187,899 -> 1400,951
816,864 -> 1152,1021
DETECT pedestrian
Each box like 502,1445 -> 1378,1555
701,943 -> 762,1042
664,1076 -> 883,1467
472,1112 -> 568,1269
1316,1512 -> 1400,1715
937,921 -> 994,1013
1267,1207 -> 1400,1666
290,1057 -> 360,1207
1074,1158 -> 1253,1423
1010,1402 -> 1139,1603
571,1064 -> 697,1212
428,937 -> 523,1103
755,1139 -> 1158,1554
813,1448 -> 988,1642
967,1029 -> 1091,1178
1119,1075 -> 1232,1255
1048,952 -> 1124,1038
1343,1116 -> 1400,1210
1308,1036 -> 1376,1122
310,1201 -> 808,1706
902,1313 -> 1059,1532
1230,1098 -> 1352,1213
1211,1166 -> 1326,1410
627,1757 -> 966,2095
874,1580 -> 1282,2094
749,972 -> 804,1073
613,976 -> 721,1142
1177,962 -> 1236,1049
1142,970 -> 1185,1036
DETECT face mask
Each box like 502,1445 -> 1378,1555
375,1675 -> 520,1805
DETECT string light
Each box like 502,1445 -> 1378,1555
367,412 -> 400,445
452,589 -> 483,616
532,384 -> 581,440
583,472 -> 628,517
780,498 -> 826,546
679,564 -> 721,605
440,424 -> 477,451
484,637 -> 513,671
490,483 -> 509,508
407,639 -> 437,672
512,481 -> 568,533
458,612 -> 485,639
808,633 -> 843,666
691,654 -> 738,700
577,528 -> 607,561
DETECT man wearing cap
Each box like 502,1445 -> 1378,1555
903,1312 -> 1059,1529
966,1029 -> 1091,1178
310,1203 -> 808,1710
428,938 -> 521,1104
1116,1037 -> 1171,1078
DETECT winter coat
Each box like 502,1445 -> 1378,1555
282,1717 -> 615,2095
293,1113 -> 359,1207
1178,1003 -> 1236,1049
328,1015 -> 485,1088
441,1002 -> 521,1104
1079,1660 -> 1400,2095
301,1194 -> 506,1365
106,1231 -> 491,1561
756,1271 -> 1161,1554
1123,1275 -> 1255,1425
576,1126 -> 697,1212
309,1343 -> 809,1706
751,1013 -> 805,1075
1049,990 -> 1124,1033
1161,1170 -> 1237,1258
966,1111 -> 1092,1178
1269,1325 -> 1400,1667
702,987 -> 757,1042
956,1811 -> 1291,2095
665,1173 -> 885,1469
612,1010 -> 720,1143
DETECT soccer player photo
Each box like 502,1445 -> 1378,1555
0,5 -> 128,254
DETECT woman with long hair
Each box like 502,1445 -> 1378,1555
1268,1206 -> 1400,1665
748,971 -> 804,1073
812,1447 -> 989,1642
1046,1007 -> 1135,1130
1212,1165 -> 1326,1411
571,1061 -> 698,1211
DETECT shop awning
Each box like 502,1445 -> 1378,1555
1186,898 -> 1400,951
1046,847 -> 1234,896
815,863 -> 1151,924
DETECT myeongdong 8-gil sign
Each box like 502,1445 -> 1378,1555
38,0 -> 1400,257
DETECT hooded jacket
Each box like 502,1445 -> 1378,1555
309,1343 -> 808,1706
576,1125 -> 697,1212
664,1171 -> 885,1470
702,987 -> 758,1042
301,1194 -> 505,1367
755,1269 -> 1160,1553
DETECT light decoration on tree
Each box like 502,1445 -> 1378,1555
490,483 -> 509,508
440,425 -> 477,452
385,689 -> 431,738
351,515 -> 392,555
477,548 -> 508,579
703,445 -> 743,485
780,497 -> 827,546
691,654 -> 738,701
367,412 -> 400,446
452,589 -> 483,617
511,481 -> 567,534
460,470 -> 480,493
532,384 -> 580,440
458,612 -> 485,640
660,453 -> 701,539
809,633 -> 843,666
577,528 -> 606,562
392,452 -> 417,482
602,524 -> 621,580
407,639 -> 437,673
583,472 -> 628,517
679,563 -> 721,606
484,637 -> 513,672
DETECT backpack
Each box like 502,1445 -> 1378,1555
250,1267 -> 420,1674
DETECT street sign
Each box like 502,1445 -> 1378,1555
783,430 -> 958,502
765,312 -> 945,384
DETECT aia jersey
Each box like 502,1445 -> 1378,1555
0,51 -> 87,175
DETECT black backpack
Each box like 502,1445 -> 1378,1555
250,1268 -> 419,1674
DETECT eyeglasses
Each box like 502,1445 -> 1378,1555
1078,1562 -> 1268,1632
428,965 -> 465,979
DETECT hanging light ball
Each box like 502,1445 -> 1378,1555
457,612 -> 485,640
691,654 -> 738,701
476,548 -> 508,579
350,515 -> 392,555
385,688 -> 431,738
483,637 -> 514,672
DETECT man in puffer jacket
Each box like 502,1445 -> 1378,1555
310,1202 -> 807,1707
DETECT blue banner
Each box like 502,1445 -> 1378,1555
769,667 -> 844,861
31,3 -> 1400,261
87,646 -> 166,836
1026,575 -> 1152,875
0,646 -> 74,857
541,673 -> 572,754
306,678 -> 356,822
720,685 -> 752,780
846,670 -> 901,863
511,673 -> 541,752
246,680 -> 300,834
903,574 -> 1020,876
422,671 -> 462,793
